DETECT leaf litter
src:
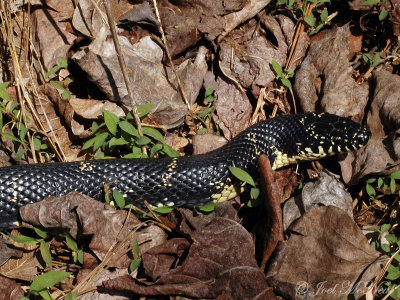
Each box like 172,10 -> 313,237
1,0 -> 400,299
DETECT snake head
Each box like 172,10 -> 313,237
296,112 -> 370,158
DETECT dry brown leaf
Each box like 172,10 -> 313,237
192,133 -> 227,155
31,5 -> 76,73
0,275 -> 24,299
341,69 -> 400,183
283,171 -> 354,230
72,33 -> 208,128
0,238 -> 23,267
103,203 -> 277,299
294,24 -> 368,118
267,206 -> 383,300
0,246 -> 42,281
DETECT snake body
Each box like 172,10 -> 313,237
0,113 -> 370,228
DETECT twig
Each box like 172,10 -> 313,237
151,0 -> 190,109
102,0 -> 147,154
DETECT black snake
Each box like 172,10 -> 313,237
0,112 -> 370,229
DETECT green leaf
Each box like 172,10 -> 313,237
45,65 -> 62,79
381,224 -> 391,233
320,8 -> 328,23
304,14 -> 316,27
197,128 -> 208,134
76,249 -> 84,264
33,136 -> 42,150
152,206 -> 174,214
30,271 -> 71,292
136,135 -> 151,146
251,187 -> 260,199
49,80 -> 65,91
93,132 -> 109,151
372,53 -> 381,67
271,60 -> 283,77
229,166 -> 255,187
205,88 -> 214,97
137,104 -> 155,118
361,0 -> 380,4
123,152 -> 142,159
15,149 -> 28,160
391,171 -> 400,180
9,234 -> 40,244
377,177 -> 384,188
0,81 -> 11,101
103,110 -> 119,136
205,95 -> 215,103
280,78 -> 292,88
385,234 -> 398,244
65,291 -> 78,300
142,127 -> 164,143
390,177 -> 396,194
366,183 -> 376,198
150,143 -> 163,157
119,120 -> 139,136
39,289 -> 53,300
57,57 -> 68,69
82,137 -> 96,150
366,178 -> 377,183
198,202 -> 217,212
113,190 -> 125,209
132,240 -> 140,257
108,137 -> 129,148
61,89 -> 71,100
65,233 -> 78,252
386,265 -> 400,280
162,144 -> 180,158
129,257 -> 142,272
2,132 -> 23,144
40,240 -> 53,268
34,227 -> 47,239
381,243 -> 391,253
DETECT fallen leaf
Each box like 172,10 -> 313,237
103,203 -> 277,299
0,237 -> 23,267
0,275 -> 24,299
267,206 -> 384,300
294,24 -> 368,118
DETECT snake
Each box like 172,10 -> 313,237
0,112 -> 370,229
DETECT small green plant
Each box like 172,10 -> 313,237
129,239 -> 142,272
0,82 -> 50,161
362,0 -> 388,20
83,105 -> 179,159
9,227 -> 53,268
228,166 -> 261,207
304,7 -> 330,35
65,233 -> 84,265
20,270 -> 72,300
196,88 -> 220,135
362,52 -> 381,68
365,171 -> 400,199
277,0 -> 295,8
369,224 -> 400,299
271,60 -> 295,89
45,57 -> 72,100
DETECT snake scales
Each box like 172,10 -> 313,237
0,112 -> 370,228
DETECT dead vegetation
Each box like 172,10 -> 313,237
0,0 -> 400,299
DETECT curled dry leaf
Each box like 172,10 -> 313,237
204,72 -> 252,139
0,237 -> 23,266
31,4 -> 76,73
32,84 -> 84,161
72,32 -> 208,128
219,14 -> 289,89
103,203 -> 277,299
0,275 -> 24,299
267,206 -> 384,300
342,69 -> 400,183
19,192 -> 167,268
294,24 -> 368,118
283,171 -> 354,230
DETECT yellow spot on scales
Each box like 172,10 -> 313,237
211,183 -> 245,203
79,162 -> 94,171
271,150 -> 331,170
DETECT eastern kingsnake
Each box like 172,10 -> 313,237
0,112 -> 370,229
